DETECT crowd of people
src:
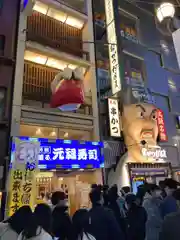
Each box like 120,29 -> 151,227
0,178 -> 180,240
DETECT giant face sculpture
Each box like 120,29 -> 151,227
122,87 -> 159,162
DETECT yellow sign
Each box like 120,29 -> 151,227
8,138 -> 40,216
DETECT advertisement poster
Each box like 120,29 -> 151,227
8,138 -> 40,216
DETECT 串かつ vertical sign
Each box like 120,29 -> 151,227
104,0 -> 121,94
157,109 -> 168,142
8,139 -> 40,216
108,98 -> 121,137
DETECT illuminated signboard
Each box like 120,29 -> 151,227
157,109 -> 168,142
104,0 -> 121,94
108,98 -> 121,137
11,137 -> 104,170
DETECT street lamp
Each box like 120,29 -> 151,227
156,2 -> 175,22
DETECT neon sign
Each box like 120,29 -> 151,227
11,137 -> 104,170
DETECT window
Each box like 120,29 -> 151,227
123,52 -> 145,86
0,35 -> 5,56
119,9 -> 139,43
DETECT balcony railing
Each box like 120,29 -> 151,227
23,61 -> 92,115
27,11 -> 89,60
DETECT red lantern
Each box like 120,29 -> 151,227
50,67 -> 85,111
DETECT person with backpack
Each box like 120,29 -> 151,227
83,186 -> 125,240
0,206 -> 32,240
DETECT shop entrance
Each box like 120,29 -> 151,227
36,169 -> 102,215
128,162 -> 172,193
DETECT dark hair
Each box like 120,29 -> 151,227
108,185 -> 118,202
72,209 -> 88,239
21,204 -> 52,239
7,206 -> 32,234
51,191 -> 66,206
126,194 -> 136,205
146,184 -> 160,194
164,178 -> 179,190
34,204 -> 52,234
121,186 -> 131,196
89,188 -> 102,204
173,188 -> 180,201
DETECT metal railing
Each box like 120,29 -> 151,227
27,11 -> 89,60
23,61 -> 92,115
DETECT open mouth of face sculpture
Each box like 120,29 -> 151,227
140,129 -> 156,146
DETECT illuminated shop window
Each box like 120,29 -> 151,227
123,53 -> 145,86
119,9 -> 139,43
20,124 -> 92,141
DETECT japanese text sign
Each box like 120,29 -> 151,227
105,0 -> 121,94
8,139 -> 40,216
157,109 -> 168,142
11,138 -> 104,170
108,98 -> 121,137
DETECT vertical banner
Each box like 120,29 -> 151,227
104,0 -> 122,95
8,138 -> 40,216
157,109 -> 168,142
108,98 -> 121,137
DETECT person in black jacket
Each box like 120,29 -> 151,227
108,185 -> 127,235
125,194 -> 147,240
84,186 -> 125,240
51,191 -> 74,240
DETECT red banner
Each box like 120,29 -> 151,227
157,109 -> 168,141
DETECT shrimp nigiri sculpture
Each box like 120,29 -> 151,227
50,67 -> 85,111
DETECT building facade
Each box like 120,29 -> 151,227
8,0 -> 102,214
0,0 -> 21,200
93,0 -> 180,189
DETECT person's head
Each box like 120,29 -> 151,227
163,178 -> 179,196
89,187 -> 103,206
173,188 -> 180,208
121,186 -> 131,197
51,191 -> 67,206
34,204 -> 52,234
146,183 -> 161,198
45,192 -> 51,200
72,209 -> 88,238
40,192 -> 45,199
108,185 -> 118,202
8,206 -> 32,234
125,194 -> 137,210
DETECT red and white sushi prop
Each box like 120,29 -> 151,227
50,67 -> 85,111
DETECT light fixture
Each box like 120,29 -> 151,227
24,51 -> 47,64
174,143 -> 177,146
66,16 -> 84,29
47,8 -> 67,22
33,1 -> 48,14
32,1 -> 84,29
64,132 -> 69,138
156,2 -> 175,23
46,58 -> 67,70
50,129 -> 57,137
24,50 -> 87,73
35,128 -> 42,135
59,177 -> 63,181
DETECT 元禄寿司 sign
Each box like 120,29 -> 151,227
11,137 -> 104,170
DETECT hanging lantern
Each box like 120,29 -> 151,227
50,67 -> 85,111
